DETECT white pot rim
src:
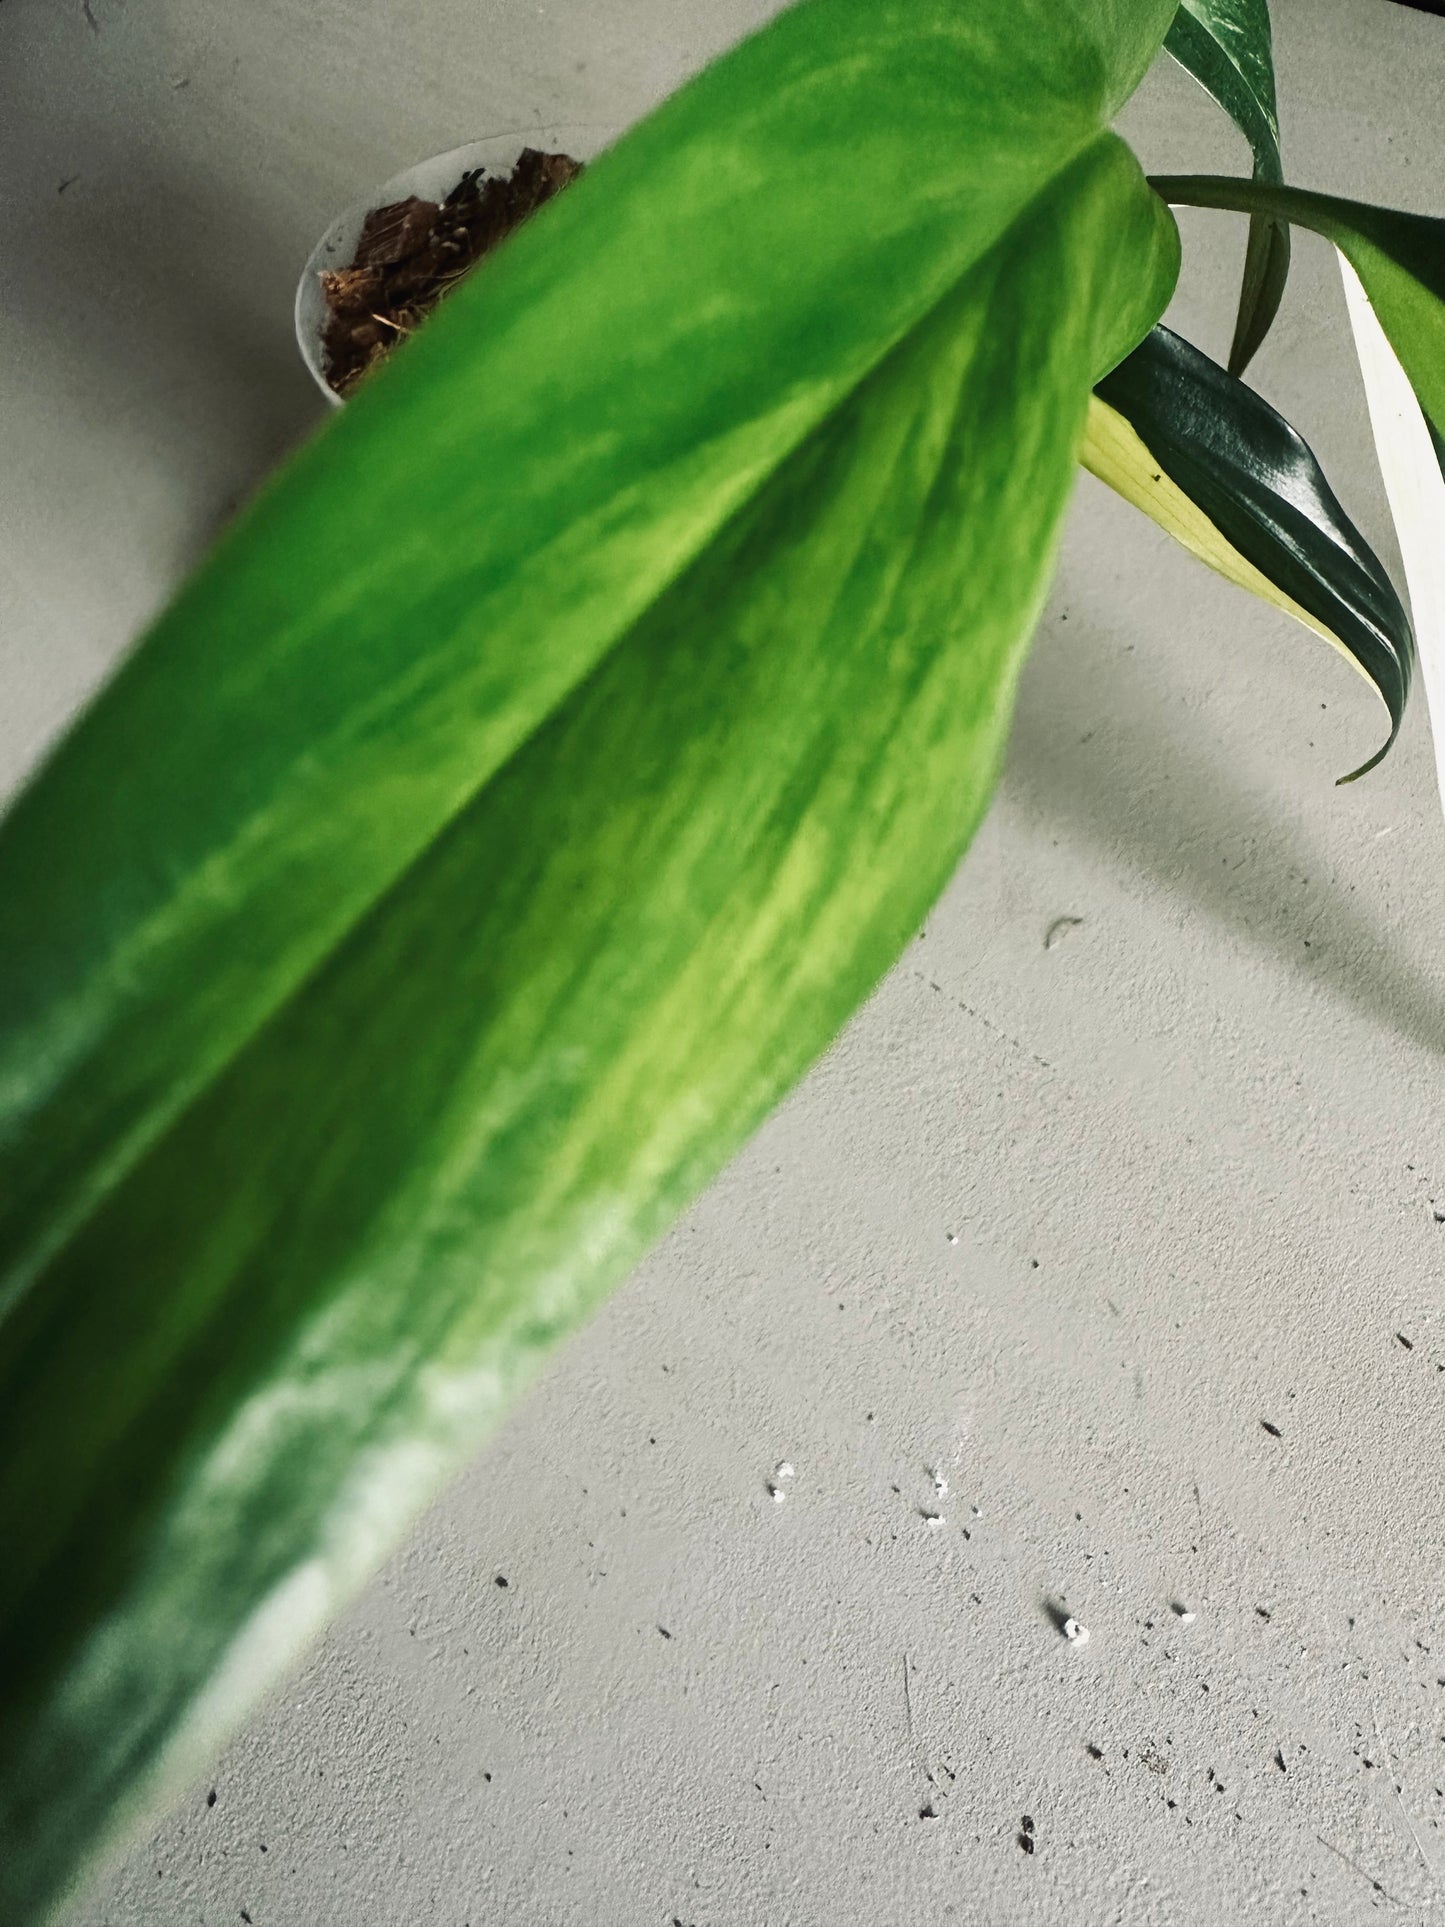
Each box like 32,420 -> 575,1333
294,122 -> 627,407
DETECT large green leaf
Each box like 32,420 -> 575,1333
0,0 -> 1177,1326
1151,174 -> 1445,434
1086,323 -> 1414,778
0,0 -> 1181,1915
1163,0 -> 1289,374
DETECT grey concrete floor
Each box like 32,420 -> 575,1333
4,0 -> 1445,1921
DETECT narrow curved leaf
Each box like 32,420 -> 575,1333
0,0 -> 1182,1914
1086,323 -> 1414,779
1150,174 -> 1445,438
1163,0 -> 1289,374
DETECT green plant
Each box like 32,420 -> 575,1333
0,0 -> 1440,1916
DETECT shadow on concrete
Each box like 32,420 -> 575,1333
1,105 -> 326,573
1001,597 -> 1445,1064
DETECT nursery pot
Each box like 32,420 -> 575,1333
295,124 -> 625,406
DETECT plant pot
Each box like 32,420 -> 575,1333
294,124 -> 625,407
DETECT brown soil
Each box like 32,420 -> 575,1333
319,146 -> 585,398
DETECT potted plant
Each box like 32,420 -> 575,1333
0,0 -> 1441,1920
294,129 -> 620,404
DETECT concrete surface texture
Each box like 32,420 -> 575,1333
3,0 -> 1445,1921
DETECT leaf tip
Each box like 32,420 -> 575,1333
1335,725 -> 1399,786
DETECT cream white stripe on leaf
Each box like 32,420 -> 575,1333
1339,249 -> 1445,824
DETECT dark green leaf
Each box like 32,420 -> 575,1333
1163,0 -> 1289,374
0,0 -> 1182,1915
1150,174 -> 1445,437
1164,0 -> 1280,180
1088,323 -> 1414,779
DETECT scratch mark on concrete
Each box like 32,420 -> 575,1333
1372,1702 -> 1441,1898
913,972 -> 1053,1070
1314,1832 -> 1403,1906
